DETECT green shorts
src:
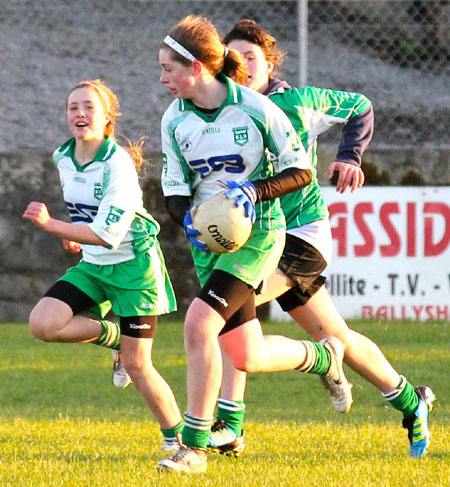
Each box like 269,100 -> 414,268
192,227 -> 285,289
60,241 -> 177,318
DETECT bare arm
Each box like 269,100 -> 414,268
23,201 -> 108,246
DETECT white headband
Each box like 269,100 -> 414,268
164,35 -> 197,62
81,82 -> 110,113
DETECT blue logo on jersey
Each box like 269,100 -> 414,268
65,201 -> 98,223
188,154 -> 245,179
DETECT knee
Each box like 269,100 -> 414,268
183,298 -> 223,352
28,309 -> 60,342
121,353 -> 152,376
228,351 -> 261,373
184,319 -> 213,353
28,311 -> 51,341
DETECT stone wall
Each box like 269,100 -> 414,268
0,151 -> 198,322
1,146 -> 449,322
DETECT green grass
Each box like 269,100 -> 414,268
0,320 -> 448,487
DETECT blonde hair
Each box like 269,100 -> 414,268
67,79 -> 147,170
162,15 -> 248,85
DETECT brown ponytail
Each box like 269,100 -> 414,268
163,15 -> 248,83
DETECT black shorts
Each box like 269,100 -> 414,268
198,270 -> 256,335
44,280 -> 155,338
44,280 -> 96,315
276,234 -> 327,311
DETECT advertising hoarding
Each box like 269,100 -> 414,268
271,187 -> 450,322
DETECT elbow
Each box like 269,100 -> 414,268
291,167 -> 313,190
94,234 -> 114,248
303,169 -> 312,188
98,236 -> 110,247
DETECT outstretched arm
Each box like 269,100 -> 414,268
329,106 -> 374,193
23,201 -> 108,245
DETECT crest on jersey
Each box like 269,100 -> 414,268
105,205 -> 124,225
94,183 -> 103,200
232,126 -> 249,146
180,138 -> 193,152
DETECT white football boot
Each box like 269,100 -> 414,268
319,337 -> 353,413
111,350 -> 132,389
157,446 -> 208,473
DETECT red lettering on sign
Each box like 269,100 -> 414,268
329,202 -> 347,257
407,202 -> 416,256
361,305 -> 448,321
362,306 -> 373,319
413,305 -> 424,319
328,197 -> 450,258
436,306 -> 449,319
424,202 -> 450,256
380,202 -> 400,256
353,202 -> 374,256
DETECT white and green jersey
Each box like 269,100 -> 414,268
53,137 -> 160,265
267,84 -> 372,229
161,75 -> 311,230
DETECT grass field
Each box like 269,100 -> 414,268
0,320 -> 448,487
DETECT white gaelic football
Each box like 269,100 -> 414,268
193,190 -> 253,253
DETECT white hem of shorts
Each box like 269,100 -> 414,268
287,219 -> 332,265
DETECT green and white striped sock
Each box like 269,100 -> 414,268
182,412 -> 214,449
216,398 -> 245,436
295,341 -> 331,374
382,375 -> 419,417
93,320 -> 121,350
161,420 -> 184,443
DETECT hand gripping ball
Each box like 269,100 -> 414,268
193,190 -> 253,253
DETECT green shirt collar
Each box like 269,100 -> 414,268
59,136 -> 117,171
178,74 -> 242,121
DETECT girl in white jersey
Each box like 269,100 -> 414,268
23,79 -> 184,451
157,15 -> 352,474
208,19 -> 434,460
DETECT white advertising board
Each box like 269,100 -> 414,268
271,187 -> 450,322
